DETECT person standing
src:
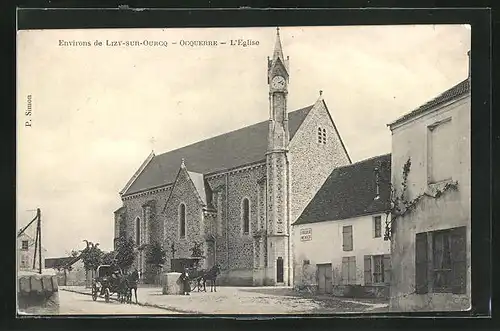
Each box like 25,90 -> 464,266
180,267 -> 191,295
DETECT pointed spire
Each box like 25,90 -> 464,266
272,27 -> 285,63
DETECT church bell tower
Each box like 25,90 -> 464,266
265,27 -> 291,286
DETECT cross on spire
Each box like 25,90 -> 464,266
272,26 -> 285,63
149,136 -> 156,152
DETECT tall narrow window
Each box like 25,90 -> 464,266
135,217 -> 141,245
179,203 -> 186,238
242,198 -> 250,234
374,216 -> 382,238
374,168 -> 380,198
373,255 -> 384,283
428,118 -> 453,183
433,230 -> 453,292
317,127 -> 322,143
322,128 -> 327,144
21,240 -> 29,250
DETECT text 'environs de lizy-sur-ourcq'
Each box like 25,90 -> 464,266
58,39 -> 260,48
24,94 -> 32,127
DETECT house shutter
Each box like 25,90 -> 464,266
383,254 -> 391,284
450,226 -> 467,294
415,232 -> 428,294
341,257 -> 349,285
343,226 -> 353,251
364,255 -> 372,285
349,257 -> 357,283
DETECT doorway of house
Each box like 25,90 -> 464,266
317,263 -> 333,294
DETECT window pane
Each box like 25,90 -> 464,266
374,217 -> 381,237
180,204 -> 186,237
373,255 -> 384,283
432,230 -> 453,291
136,218 -> 141,244
243,199 -> 250,233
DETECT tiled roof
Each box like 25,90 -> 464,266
123,105 -> 313,196
389,78 -> 470,127
294,153 -> 391,225
45,256 -> 81,269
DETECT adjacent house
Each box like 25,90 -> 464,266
45,255 -> 86,286
387,51 -> 471,311
292,154 -> 392,298
17,233 -> 47,272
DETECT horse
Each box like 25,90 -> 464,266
126,269 -> 139,304
201,264 -> 221,292
117,275 -> 130,303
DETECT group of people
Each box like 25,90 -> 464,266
179,264 -> 221,294
110,261 -> 139,303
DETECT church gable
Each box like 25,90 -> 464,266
289,97 -> 350,163
163,163 -> 210,214
288,96 -> 352,223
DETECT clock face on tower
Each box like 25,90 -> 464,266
271,75 -> 286,90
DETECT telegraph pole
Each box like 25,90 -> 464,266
37,208 -> 42,274
31,208 -> 42,273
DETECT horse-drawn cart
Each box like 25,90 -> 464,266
91,265 -> 124,303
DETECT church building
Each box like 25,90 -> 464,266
114,28 -> 352,286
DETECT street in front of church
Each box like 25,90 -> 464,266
59,286 -> 388,314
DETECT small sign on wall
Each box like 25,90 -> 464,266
300,228 -> 312,241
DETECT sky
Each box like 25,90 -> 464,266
16,25 -> 471,258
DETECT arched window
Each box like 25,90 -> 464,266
322,128 -> 327,144
317,127 -> 322,143
135,217 -> 141,245
179,203 -> 186,238
242,198 -> 250,234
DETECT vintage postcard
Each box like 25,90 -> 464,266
16,25 -> 471,315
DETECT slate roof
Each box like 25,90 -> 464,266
389,78 -> 470,127
123,105 -> 313,196
45,255 -> 81,269
294,153 -> 391,225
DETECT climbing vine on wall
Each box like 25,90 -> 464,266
384,157 -> 459,241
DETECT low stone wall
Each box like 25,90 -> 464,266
18,273 -> 60,315
218,269 -> 253,286
294,284 -> 318,294
333,284 -> 389,299
162,272 -> 183,295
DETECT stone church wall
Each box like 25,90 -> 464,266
289,101 -> 351,225
207,164 -> 265,286
162,168 -> 205,272
119,186 -> 171,274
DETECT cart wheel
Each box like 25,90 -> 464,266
104,288 -> 110,303
91,286 -> 97,301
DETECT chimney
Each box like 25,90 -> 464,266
467,49 -> 471,78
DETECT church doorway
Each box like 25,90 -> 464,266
276,257 -> 284,283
